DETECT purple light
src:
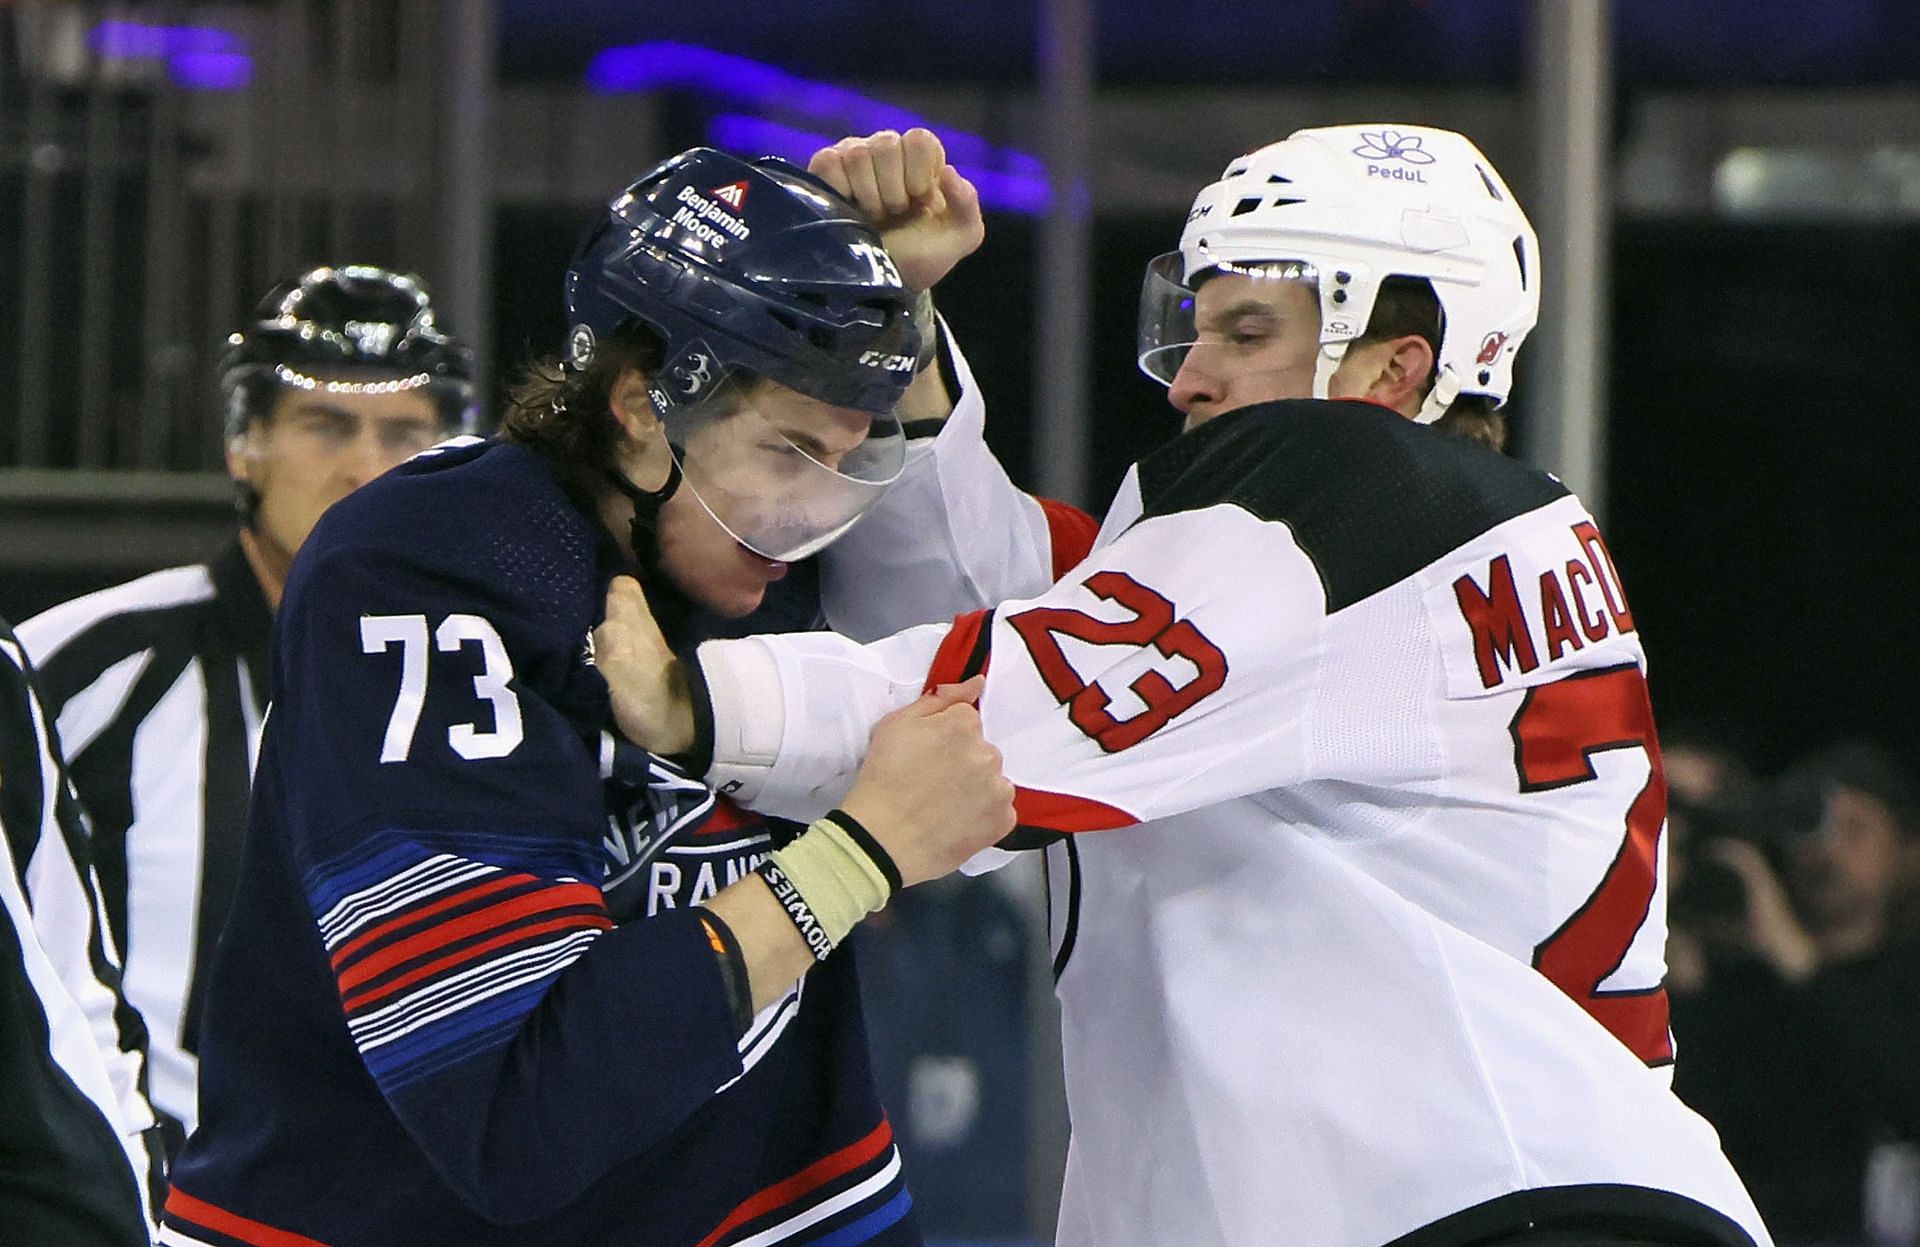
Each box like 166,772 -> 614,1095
707,114 -> 1051,216
91,21 -> 173,58
591,41 -> 1049,213
90,20 -> 251,91
169,51 -> 253,91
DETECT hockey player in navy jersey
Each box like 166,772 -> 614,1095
598,126 -> 1777,1247
159,142 -> 1036,1247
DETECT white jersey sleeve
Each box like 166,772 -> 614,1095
816,324 -> 1088,641
698,468 -> 1325,831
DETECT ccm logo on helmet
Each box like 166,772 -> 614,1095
859,350 -> 915,373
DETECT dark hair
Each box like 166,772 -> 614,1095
499,324 -> 667,510
1353,276 -> 1509,452
1784,742 -> 1920,844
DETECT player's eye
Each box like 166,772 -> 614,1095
303,413 -> 358,442
1227,318 -> 1278,347
381,425 -> 437,456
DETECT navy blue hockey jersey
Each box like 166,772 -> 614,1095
160,439 -> 917,1247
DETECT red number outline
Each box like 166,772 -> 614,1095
1510,662 -> 1673,1066
1008,571 -> 1228,754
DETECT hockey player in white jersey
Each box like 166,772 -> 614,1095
594,125 -> 1773,1247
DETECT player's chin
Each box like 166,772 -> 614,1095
700,572 -> 773,620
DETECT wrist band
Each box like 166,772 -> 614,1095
756,811 -> 899,962
758,861 -> 837,962
821,809 -> 902,896
697,909 -> 754,1035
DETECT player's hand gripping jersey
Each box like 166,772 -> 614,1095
159,401 -> 1061,1247
690,399 -> 1772,1247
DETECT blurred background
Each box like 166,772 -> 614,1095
3,2 -> 1918,1244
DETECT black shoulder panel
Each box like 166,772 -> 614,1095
1134,400 -> 1571,613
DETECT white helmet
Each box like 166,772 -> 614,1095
1137,124 -> 1539,422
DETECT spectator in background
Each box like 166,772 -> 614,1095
17,266 -> 476,1154
1669,741 -> 1920,1245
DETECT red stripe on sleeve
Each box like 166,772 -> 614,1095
165,1188 -> 335,1247
334,882 -> 607,992
922,609 -> 990,693
339,911 -> 612,1012
327,871 -> 530,968
693,1119 -> 894,1247
1037,497 -> 1099,581
1014,785 -> 1136,833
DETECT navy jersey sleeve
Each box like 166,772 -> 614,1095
269,539 -> 746,1222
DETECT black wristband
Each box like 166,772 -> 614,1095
822,808 -> 902,897
757,861 -> 836,962
697,909 -> 754,1036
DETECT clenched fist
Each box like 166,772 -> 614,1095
809,128 -> 985,293
593,577 -> 695,757
839,676 -> 1018,888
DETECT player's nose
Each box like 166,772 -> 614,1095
1167,350 -> 1223,420
339,429 -> 388,488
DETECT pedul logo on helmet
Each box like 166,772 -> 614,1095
1353,129 -> 1438,184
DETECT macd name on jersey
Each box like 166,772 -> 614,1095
1451,521 -> 1636,690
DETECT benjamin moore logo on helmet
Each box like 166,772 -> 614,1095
669,183 -> 752,251
711,181 -> 748,209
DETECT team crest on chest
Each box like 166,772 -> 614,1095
600,751 -> 772,923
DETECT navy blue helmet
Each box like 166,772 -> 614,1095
564,148 -> 922,418
220,265 -> 477,436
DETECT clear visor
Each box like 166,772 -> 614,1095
1136,252 -> 1320,385
649,347 -> 906,562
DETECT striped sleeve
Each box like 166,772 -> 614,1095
0,628 -> 154,1245
304,831 -> 611,1092
265,541 -> 752,1221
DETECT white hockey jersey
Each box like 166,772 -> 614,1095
692,399 -> 1772,1247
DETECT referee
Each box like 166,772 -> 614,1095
2,617 -> 154,1245
18,265 -> 475,1153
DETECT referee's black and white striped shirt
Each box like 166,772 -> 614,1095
1,618 -> 155,1245
19,537 -> 270,1151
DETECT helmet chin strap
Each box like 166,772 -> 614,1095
1311,341 -> 1349,400
604,453 -> 697,645
1415,367 -> 1462,425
